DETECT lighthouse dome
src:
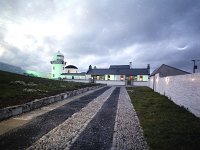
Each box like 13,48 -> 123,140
53,51 -> 64,61
65,65 -> 78,69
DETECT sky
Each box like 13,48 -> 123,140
0,0 -> 200,73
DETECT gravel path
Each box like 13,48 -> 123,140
111,87 -> 149,150
70,87 -> 120,150
27,87 -> 116,150
0,86 -> 149,150
0,87 -> 110,150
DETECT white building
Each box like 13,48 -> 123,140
61,65 -> 86,80
86,64 -> 150,85
50,51 -> 150,85
50,51 -> 66,79
50,51 -> 84,80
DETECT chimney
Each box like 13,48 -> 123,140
129,62 -> 132,69
147,64 -> 150,75
89,65 -> 92,70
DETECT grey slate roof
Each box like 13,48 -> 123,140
87,68 -> 148,76
109,65 -> 130,69
151,64 -> 190,77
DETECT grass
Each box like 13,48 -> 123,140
0,70 -> 97,109
127,86 -> 200,150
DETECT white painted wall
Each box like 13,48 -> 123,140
65,68 -> 78,73
114,75 -> 121,80
149,73 -> 200,117
51,64 -> 65,79
62,75 -> 86,80
136,75 -> 149,81
63,78 -> 148,86
132,81 -> 148,86
105,75 -> 115,80
96,80 -> 125,86
86,74 -> 92,80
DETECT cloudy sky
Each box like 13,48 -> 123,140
0,0 -> 200,73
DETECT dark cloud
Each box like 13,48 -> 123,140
0,0 -> 200,73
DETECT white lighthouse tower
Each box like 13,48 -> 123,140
50,51 -> 66,79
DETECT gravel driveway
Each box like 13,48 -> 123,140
0,86 -> 148,150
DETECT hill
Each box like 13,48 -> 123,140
0,70 -> 95,109
0,62 -> 24,75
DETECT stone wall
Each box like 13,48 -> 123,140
149,73 -> 200,117
0,85 -> 105,121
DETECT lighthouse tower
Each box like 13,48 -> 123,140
50,51 -> 66,79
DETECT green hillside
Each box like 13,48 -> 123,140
0,70 -> 95,109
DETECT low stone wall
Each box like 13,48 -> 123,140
0,85 -> 105,121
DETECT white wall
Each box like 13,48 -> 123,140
105,75 -> 115,80
51,64 -> 65,79
114,75 -> 121,80
85,74 -> 92,80
64,79 -> 147,86
96,80 -> 125,86
64,79 -> 125,85
65,68 -> 78,73
132,81 -> 148,86
149,73 -> 200,117
61,74 -> 86,80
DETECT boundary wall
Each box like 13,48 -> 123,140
149,73 -> 200,117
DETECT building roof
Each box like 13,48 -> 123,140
109,65 -> 130,69
87,68 -> 148,76
65,65 -> 78,69
150,64 -> 190,77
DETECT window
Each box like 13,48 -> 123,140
53,74 -> 54,77
97,76 -> 99,80
120,75 -> 124,80
53,66 -> 55,70
129,76 -> 133,80
68,70 -> 70,73
63,67 -> 64,70
139,75 -> 143,81
108,75 -> 110,80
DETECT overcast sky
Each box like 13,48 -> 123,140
0,0 -> 200,73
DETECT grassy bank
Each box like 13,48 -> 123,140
0,71 -> 96,109
127,86 -> 200,150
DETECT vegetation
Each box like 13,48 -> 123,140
127,86 -> 200,150
0,70 -> 96,109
